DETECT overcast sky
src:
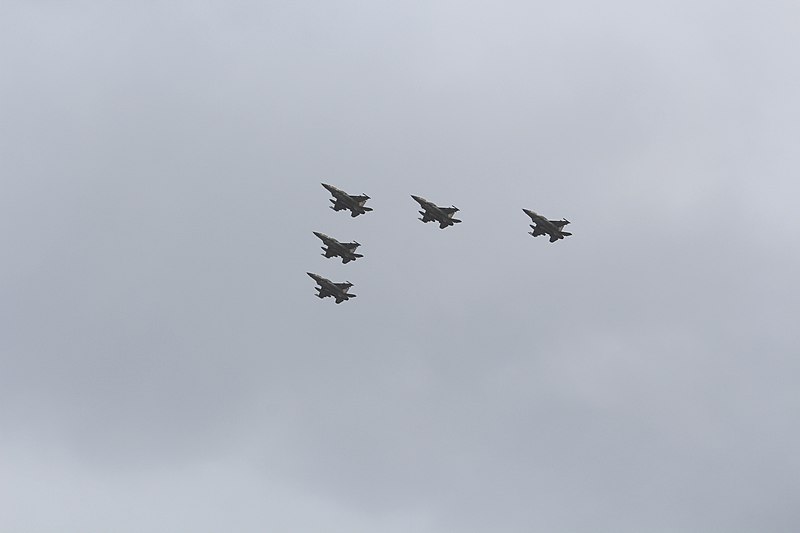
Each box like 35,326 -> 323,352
2,1 -> 800,532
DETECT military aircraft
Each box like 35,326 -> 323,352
523,208 -> 572,242
322,183 -> 373,217
313,231 -> 363,264
307,272 -> 357,303
411,195 -> 462,229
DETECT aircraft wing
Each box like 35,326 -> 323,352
332,199 -> 347,211
343,242 -> 359,251
530,226 -> 546,236
351,194 -> 369,205
550,220 -> 569,228
440,206 -> 459,215
334,283 -> 352,291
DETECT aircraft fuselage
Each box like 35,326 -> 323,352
307,272 -> 356,303
313,231 -> 362,263
523,208 -> 571,242
322,183 -> 372,217
412,195 -> 462,229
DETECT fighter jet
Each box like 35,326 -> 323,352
322,183 -> 373,217
523,208 -> 572,242
307,272 -> 357,304
313,231 -> 363,264
411,195 -> 462,229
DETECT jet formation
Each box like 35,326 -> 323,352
523,208 -> 572,243
411,195 -> 462,229
313,231 -> 363,264
309,183 -> 572,304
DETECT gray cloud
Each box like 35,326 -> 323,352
2,1 -> 799,532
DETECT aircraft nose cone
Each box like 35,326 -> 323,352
313,231 -> 323,238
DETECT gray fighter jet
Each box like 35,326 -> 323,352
322,183 -> 373,217
313,231 -> 363,264
307,272 -> 357,304
523,208 -> 572,242
411,195 -> 462,229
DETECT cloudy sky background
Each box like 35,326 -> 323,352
2,1 -> 799,531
